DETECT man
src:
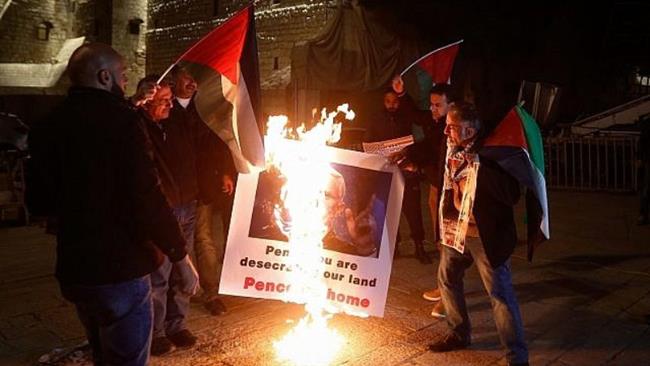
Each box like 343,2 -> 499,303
138,75 -> 205,354
365,86 -> 430,264
28,43 -> 198,365
428,102 -> 529,366
392,80 -> 456,316
168,66 -> 236,316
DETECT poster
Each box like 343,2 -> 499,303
219,145 -> 404,317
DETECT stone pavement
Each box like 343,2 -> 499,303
1,190 -> 649,365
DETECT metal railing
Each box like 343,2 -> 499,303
544,136 -> 639,192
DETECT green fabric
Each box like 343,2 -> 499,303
516,105 -> 545,175
290,3 -> 423,92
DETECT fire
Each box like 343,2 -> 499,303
266,105 -> 355,366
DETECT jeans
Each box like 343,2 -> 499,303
60,276 -> 152,366
438,237 -> 528,364
151,200 -> 196,338
194,195 -> 233,300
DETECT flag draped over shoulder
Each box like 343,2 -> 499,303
480,105 -> 550,261
400,40 -> 462,110
167,5 -> 264,173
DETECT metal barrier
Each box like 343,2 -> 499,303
544,136 -> 639,192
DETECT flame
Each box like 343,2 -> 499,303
267,105 -> 355,366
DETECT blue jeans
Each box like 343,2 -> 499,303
151,200 -> 196,338
438,237 -> 528,364
60,276 -> 152,366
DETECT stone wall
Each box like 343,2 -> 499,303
0,0 -> 146,94
112,0 -> 147,94
0,0 -> 84,63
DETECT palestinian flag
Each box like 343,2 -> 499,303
163,5 -> 264,173
400,40 -> 463,110
480,105 -> 550,261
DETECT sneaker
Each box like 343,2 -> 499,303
428,333 -> 469,352
204,298 -> 227,316
150,336 -> 174,356
422,288 -> 441,301
430,301 -> 446,318
167,329 -> 197,348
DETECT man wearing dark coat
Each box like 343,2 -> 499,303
428,102 -> 529,366
28,43 -> 198,365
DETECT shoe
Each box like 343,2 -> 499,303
637,215 -> 649,226
508,363 -> 529,366
428,333 -> 469,352
204,298 -> 227,316
430,301 -> 446,318
150,336 -> 174,356
167,329 -> 197,348
422,288 -> 441,301
415,245 -> 432,264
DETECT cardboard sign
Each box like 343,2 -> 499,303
219,145 -> 404,317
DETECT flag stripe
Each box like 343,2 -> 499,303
416,43 -> 460,84
479,146 -> 550,243
483,107 -> 528,149
516,105 -> 545,175
177,6 -> 250,84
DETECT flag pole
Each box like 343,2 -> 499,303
157,63 -> 177,84
399,39 -> 464,76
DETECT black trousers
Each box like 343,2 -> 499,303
399,176 -> 425,243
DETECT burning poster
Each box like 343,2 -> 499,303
219,111 -> 404,318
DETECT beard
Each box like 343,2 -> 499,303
109,73 -> 125,98
110,83 -> 125,98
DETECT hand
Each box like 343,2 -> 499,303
175,255 -> 200,296
131,81 -> 160,107
387,150 -> 407,165
344,195 -> 378,256
222,174 -> 235,195
399,161 -> 418,173
391,75 -> 404,95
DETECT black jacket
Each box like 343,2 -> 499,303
28,87 -> 187,286
408,115 -> 447,188
473,157 -> 521,268
143,98 -> 234,207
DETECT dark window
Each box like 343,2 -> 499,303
273,57 -> 279,70
37,21 -> 54,41
128,18 -> 144,34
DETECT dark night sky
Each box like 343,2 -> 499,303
361,0 -> 650,128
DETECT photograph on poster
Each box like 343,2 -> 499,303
248,162 -> 392,258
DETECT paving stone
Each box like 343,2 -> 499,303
557,319 -> 648,365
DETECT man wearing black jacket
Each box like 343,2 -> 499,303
365,86 -> 430,264
167,66 -> 236,317
137,74 -> 210,354
28,43 -> 198,366
428,102 -> 529,366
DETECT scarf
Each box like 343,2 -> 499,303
439,140 -> 480,254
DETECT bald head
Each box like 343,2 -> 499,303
67,43 -> 127,95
